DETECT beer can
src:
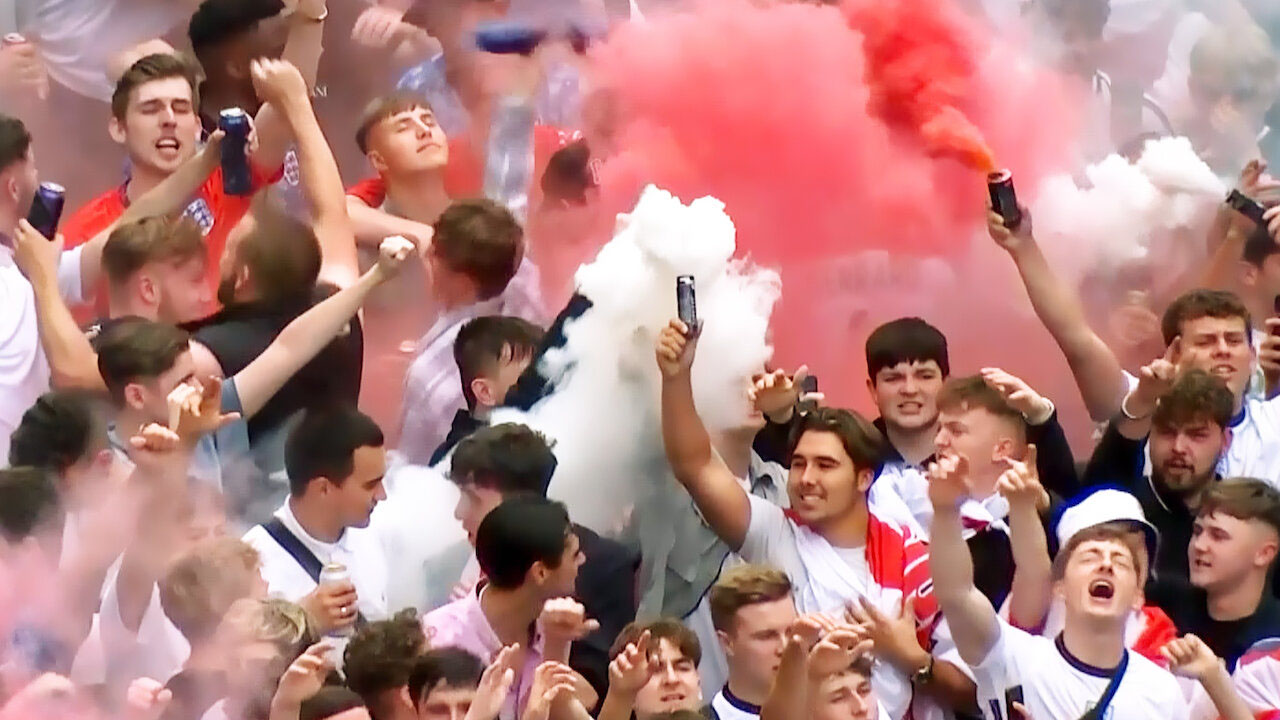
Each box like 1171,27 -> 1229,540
676,275 -> 697,330
319,562 -> 354,637
3,34 -> 27,48
987,169 -> 1023,231
27,182 -> 65,240
218,108 -> 253,196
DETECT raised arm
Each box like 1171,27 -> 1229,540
248,0 -> 327,172
927,453 -> 1000,666
250,58 -> 359,288
1114,345 -> 1178,440
76,131 -> 226,294
230,237 -> 411,419
11,221 -> 103,390
1163,635 -> 1253,720
988,208 -> 1126,422
995,447 -> 1053,631
656,319 -> 752,550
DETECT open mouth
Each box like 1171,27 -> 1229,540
1088,580 -> 1115,599
1210,364 -> 1236,377
898,402 -> 922,413
156,138 -> 181,154
660,693 -> 687,705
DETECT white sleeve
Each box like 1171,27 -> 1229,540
56,245 -> 84,306
740,492 -> 791,565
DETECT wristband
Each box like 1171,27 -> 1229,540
1120,393 -> 1150,421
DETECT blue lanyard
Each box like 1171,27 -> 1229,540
1086,650 -> 1129,720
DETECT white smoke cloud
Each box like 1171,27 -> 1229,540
1031,136 -> 1226,281
493,185 -> 781,534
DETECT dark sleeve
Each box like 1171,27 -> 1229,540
752,413 -> 799,467
1082,420 -> 1146,489
572,531 -> 639,707
504,293 -> 593,411
1026,409 -> 1079,500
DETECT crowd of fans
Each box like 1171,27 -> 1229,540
2,0 -> 1280,719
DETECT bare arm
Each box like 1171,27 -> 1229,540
989,210 -> 1126,421
12,221 -> 104,391
927,455 -> 1000,667
78,133 -> 224,294
761,638 -> 809,720
252,59 -> 359,288
1005,489 -> 1052,630
248,0 -> 327,173
345,196 -> 436,249
231,238 -> 410,419
656,321 -> 752,550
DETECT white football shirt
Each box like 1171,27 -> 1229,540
972,621 -> 1190,720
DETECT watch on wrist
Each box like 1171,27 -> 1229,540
912,655 -> 935,685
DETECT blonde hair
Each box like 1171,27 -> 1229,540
1190,23 -> 1279,103
708,564 -> 794,632
159,537 -> 260,643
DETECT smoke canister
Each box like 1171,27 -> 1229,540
27,182 -> 65,240
219,108 -> 253,196
319,562 -> 355,638
987,169 -> 1023,230
676,275 -> 697,331
474,21 -> 548,55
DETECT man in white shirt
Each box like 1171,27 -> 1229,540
0,114 -> 48,461
655,319 -> 975,720
241,405 -> 389,635
928,449 -> 1200,720
706,565 -> 798,720
396,199 -> 533,462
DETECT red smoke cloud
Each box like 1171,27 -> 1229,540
568,0 -> 1089,421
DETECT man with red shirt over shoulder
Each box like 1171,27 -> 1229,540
58,53 -> 287,315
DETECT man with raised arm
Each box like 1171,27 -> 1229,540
655,318 -> 974,720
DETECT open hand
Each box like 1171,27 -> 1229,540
171,377 -> 241,442
845,596 -> 925,676
980,368 -> 1052,423
272,641 -> 334,709
465,644 -> 521,720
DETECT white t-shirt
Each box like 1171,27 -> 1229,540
0,243 -> 59,462
14,0 -> 192,101
972,621 -> 1189,720
241,500 -> 389,623
739,495 -> 945,720
0,241 -> 83,462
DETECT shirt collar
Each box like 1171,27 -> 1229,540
276,500 -> 350,558
872,416 -> 936,468
720,685 -> 762,715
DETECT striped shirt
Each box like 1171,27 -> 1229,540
394,259 -> 547,465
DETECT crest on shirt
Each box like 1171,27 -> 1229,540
183,198 -> 215,236
283,149 -> 301,187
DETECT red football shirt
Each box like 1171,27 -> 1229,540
62,162 -> 283,314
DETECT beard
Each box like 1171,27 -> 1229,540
1153,464 -> 1215,500
216,273 -> 239,307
